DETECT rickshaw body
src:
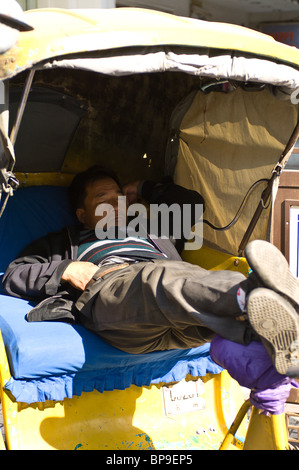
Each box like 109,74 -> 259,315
0,7 -> 298,450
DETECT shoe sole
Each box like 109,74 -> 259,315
247,288 -> 299,376
245,240 -> 299,307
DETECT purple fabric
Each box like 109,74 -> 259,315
210,335 -> 299,415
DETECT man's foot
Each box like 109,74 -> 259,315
247,288 -> 299,376
245,240 -> 299,307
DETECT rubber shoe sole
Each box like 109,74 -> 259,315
247,288 -> 299,376
245,240 -> 299,307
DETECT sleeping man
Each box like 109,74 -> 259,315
3,166 -> 299,380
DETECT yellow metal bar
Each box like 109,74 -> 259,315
219,400 -> 251,450
0,332 -> 6,449
0,430 -> 5,450
15,172 -> 75,187
219,399 -> 290,451
182,244 -> 250,277
213,370 -> 248,449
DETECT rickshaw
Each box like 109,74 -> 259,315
0,7 -> 298,451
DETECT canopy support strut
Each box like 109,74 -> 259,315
238,119 -> 299,257
0,69 -> 35,217
10,68 -> 35,151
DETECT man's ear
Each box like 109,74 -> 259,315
76,208 -> 85,224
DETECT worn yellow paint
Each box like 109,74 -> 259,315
182,244 -> 250,276
243,407 -> 289,450
14,172 -> 75,188
0,322 -> 289,450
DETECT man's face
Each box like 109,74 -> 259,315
76,177 -> 127,230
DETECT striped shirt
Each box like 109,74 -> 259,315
77,230 -> 167,265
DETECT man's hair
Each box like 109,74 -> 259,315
68,165 -> 121,212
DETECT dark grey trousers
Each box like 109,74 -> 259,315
76,259 -> 256,354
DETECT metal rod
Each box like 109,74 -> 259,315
10,68 -> 35,148
238,119 -> 299,256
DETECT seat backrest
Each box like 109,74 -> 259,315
0,186 -> 77,273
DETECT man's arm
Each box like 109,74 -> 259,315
145,181 -> 205,215
3,227 -> 101,300
124,179 -> 205,217
2,230 -> 73,299
3,255 -> 72,300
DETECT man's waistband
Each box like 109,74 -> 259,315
86,262 -> 130,289
75,262 -> 131,314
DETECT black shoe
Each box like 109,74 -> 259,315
247,288 -> 299,376
245,240 -> 299,308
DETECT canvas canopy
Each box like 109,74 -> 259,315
38,48 -> 299,93
1,8 -> 299,79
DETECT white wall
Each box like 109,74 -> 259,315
191,0 -> 249,25
116,0 -> 190,16
116,0 -> 249,24
249,10 -> 299,30
17,0 -> 36,9
37,0 -> 115,8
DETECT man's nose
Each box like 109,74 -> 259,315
110,198 -> 119,209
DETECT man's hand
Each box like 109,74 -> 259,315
122,180 -> 140,204
62,261 -> 99,291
